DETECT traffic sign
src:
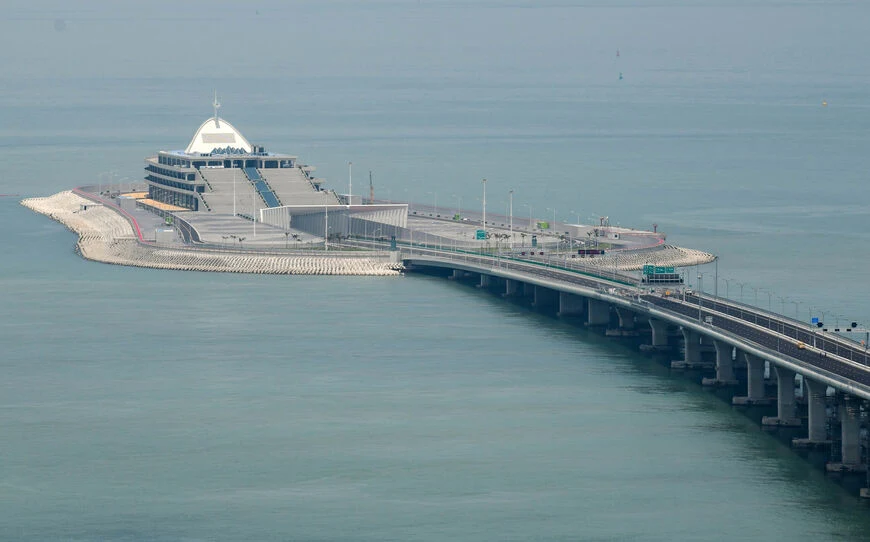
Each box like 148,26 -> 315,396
811,317 -> 819,324
475,229 -> 486,240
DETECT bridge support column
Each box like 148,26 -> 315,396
503,279 -> 520,297
586,299 -> 610,327
522,282 -> 535,298
614,307 -> 636,330
477,273 -> 491,288
733,353 -> 772,406
671,328 -> 712,370
533,286 -> 558,310
640,318 -> 672,353
762,366 -> 801,427
793,378 -> 831,448
648,319 -> 669,347
828,398 -> 865,473
703,340 -> 738,387
449,269 -> 464,280
557,293 -> 586,317
607,307 -> 639,337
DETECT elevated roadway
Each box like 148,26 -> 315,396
400,244 -> 870,408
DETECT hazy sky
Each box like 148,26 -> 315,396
3,0 -> 868,84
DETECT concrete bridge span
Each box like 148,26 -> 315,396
402,247 -> 870,491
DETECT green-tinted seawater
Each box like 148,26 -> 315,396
3,1 -> 870,539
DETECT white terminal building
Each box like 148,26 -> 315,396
143,99 -> 407,238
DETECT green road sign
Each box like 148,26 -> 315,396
644,265 -> 675,275
475,229 -> 486,240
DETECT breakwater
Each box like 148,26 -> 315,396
21,191 -> 402,276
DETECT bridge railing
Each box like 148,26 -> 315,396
686,292 -> 867,355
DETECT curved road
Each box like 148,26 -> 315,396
402,246 -> 870,388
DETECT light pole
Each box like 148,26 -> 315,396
546,207 -> 556,227
427,191 -> 437,216
509,189 -> 514,249
570,210 -> 581,224
697,272 -> 704,322
453,194 -> 461,219
348,161 -> 352,203
481,178 -> 487,235
759,288 -> 772,330
712,256 -> 719,298
523,204 -> 532,231
324,204 -> 328,252
233,168 -> 237,217
723,278 -> 735,299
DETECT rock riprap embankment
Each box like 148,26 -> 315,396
22,191 -> 402,276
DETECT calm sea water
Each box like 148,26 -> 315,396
2,1 -> 870,540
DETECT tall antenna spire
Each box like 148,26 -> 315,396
212,90 -> 221,128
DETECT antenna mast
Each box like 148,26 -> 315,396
369,171 -> 374,204
212,90 -> 221,128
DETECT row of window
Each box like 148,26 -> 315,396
156,154 -> 295,170
146,175 -> 204,193
147,164 -> 196,181
149,186 -> 199,211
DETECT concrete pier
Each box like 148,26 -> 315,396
703,339 -> 738,387
533,285 -> 558,309
557,292 -> 586,317
614,307 -> 636,330
522,282 -> 535,299
827,399 -> 865,473
586,299 -> 610,327
671,328 -> 713,370
761,366 -> 801,427
450,269 -> 464,280
503,278 -> 520,297
733,353 -> 773,406
649,318 -> 670,347
792,377 -> 831,449
478,273 -> 491,288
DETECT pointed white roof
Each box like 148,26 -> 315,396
185,116 -> 253,155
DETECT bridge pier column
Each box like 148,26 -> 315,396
533,286 -> 558,310
558,292 -> 586,317
793,378 -> 831,448
828,398 -> 865,474
586,299 -> 610,327
503,279 -> 520,297
733,353 -> 772,406
648,319 -> 669,347
522,282 -> 535,298
478,273 -> 491,288
671,328 -> 711,370
449,269 -> 464,280
762,366 -> 801,427
614,307 -> 636,330
703,340 -> 738,387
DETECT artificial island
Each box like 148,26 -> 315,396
21,102 -> 870,498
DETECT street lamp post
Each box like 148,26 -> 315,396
481,179 -> 487,235
697,273 -> 704,322
453,194 -> 461,219
509,189 -> 514,250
